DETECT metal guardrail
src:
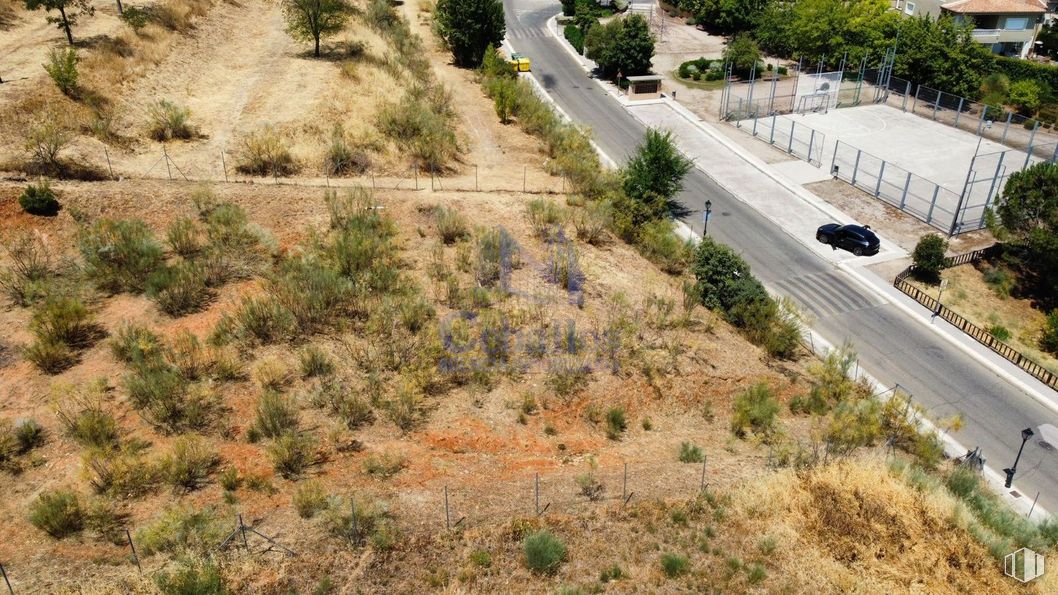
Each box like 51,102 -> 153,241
893,246 -> 1058,392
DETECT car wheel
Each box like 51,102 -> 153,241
853,246 -> 863,256
817,234 -> 828,244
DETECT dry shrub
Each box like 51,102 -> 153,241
147,99 -> 195,141
0,231 -> 55,307
152,0 -> 212,32
24,117 -> 73,176
235,126 -> 298,176
325,123 -> 371,175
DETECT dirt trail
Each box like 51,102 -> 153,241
0,1 -> 125,104
110,0 -> 313,177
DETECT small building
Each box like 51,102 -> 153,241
626,75 -> 663,101
893,0 -> 1046,57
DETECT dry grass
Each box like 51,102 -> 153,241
907,263 -> 1058,374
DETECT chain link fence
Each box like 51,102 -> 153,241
732,112 -> 827,166
957,142 -> 1058,232
830,140 -> 959,231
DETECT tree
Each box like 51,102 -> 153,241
692,237 -> 757,311
992,162 -> 1058,307
283,0 -> 351,58
1008,79 -> 1042,116
893,14 -> 994,98
695,0 -> 768,34
24,0 -> 94,45
623,129 -> 692,217
435,0 -> 505,67
911,233 -> 947,284
722,33 -> 759,77
586,14 -> 654,80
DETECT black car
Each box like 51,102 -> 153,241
816,223 -> 880,256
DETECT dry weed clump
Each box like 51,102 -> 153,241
235,126 -> 299,176
146,99 -> 196,141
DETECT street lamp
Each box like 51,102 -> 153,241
703,200 -> 712,236
1003,427 -> 1035,488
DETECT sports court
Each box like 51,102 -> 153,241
797,103 -> 1008,190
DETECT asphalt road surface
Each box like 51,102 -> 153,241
504,0 -> 1058,513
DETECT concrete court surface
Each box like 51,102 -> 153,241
795,103 -> 1009,190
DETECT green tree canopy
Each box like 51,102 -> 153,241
24,0 -> 93,45
893,15 -> 994,98
586,13 -> 655,80
622,128 -> 693,217
435,0 -> 506,67
695,0 -> 768,35
722,33 -> 760,76
283,0 -> 351,58
992,163 -> 1058,306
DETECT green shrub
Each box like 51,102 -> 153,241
124,363 -> 215,433
692,237 -> 756,312
912,234 -> 948,284
546,356 -> 590,398
492,76 -> 519,124
166,218 -> 203,258
162,436 -> 220,492
564,24 -> 584,54
747,562 -> 767,584
56,396 -> 120,449
30,296 -> 98,347
236,126 -> 298,176
28,489 -> 84,538
363,452 -> 406,479
982,265 -> 1015,297
268,431 -> 316,479
599,564 -> 625,582
311,382 -> 375,429
791,346 -> 857,415
660,552 -> 689,578
1041,310 -> 1058,354
254,390 -> 300,439
527,198 -> 565,239
0,230 -> 54,306
678,441 -> 703,463
82,445 -> 159,497
215,295 -> 295,346
523,530 -> 567,574
269,258 -> 355,337
147,99 -> 194,141
147,262 -> 212,316
110,323 -> 163,365
377,85 -> 459,170
731,383 -> 780,439
292,480 -> 329,518
435,206 -> 469,244
637,220 -> 692,275
987,324 -> 1011,341
14,419 -> 46,452
605,407 -> 627,440
323,494 -> 397,549
777,66 -> 788,75
136,507 -> 226,556
324,123 -> 370,175
155,557 -> 227,595
571,200 -> 612,245
44,47 -> 78,96
22,337 -> 76,374
79,219 -> 165,293
299,345 -> 335,378
19,181 -> 60,216
120,6 -> 151,29
475,226 -> 519,288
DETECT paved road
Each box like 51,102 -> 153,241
504,0 -> 1058,512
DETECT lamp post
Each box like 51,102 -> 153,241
1003,427 -> 1035,488
703,200 -> 712,236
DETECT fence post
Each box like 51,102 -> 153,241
523,165 -> 527,193
807,129 -> 816,163
1024,121 -> 1039,168
926,185 -> 939,224
163,145 -> 172,181
875,161 -> 886,197
830,140 -> 840,174
787,120 -> 795,153
622,463 -> 628,501
103,146 -> 114,179
474,164 -> 479,192
1,562 -> 12,595
932,91 -> 941,120
954,97 -> 964,128
770,114 -> 777,144
444,485 -> 451,530
534,473 -> 541,515
414,166 -> 419,190
238,514 -> 249,550
768,76 -> 777,114
126,528 -> 141,573
220,151 -> 228,183
977,105 -> 989,136
911,85 -> 920,113
902,81 -> 910,111
984,152 -> 1007,206
752,114 -> 759,136
1001,111 -> 1013,144
851,149 -> 862,185
900,171 -> 912,209
699,456 -> 708,493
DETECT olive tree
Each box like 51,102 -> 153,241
283,0 -> 351,58
435,0 -> 506,67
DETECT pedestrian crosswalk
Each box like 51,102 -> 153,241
507,28 -> 549,40
773,271 -> 881,319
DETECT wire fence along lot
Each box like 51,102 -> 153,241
830,140 -> 959,232
733,112 -> 826,166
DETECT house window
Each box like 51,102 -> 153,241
904,1 -> 915,14
1005,17 -> 1029,30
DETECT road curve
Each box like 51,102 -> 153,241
504,0 -> 1058,512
